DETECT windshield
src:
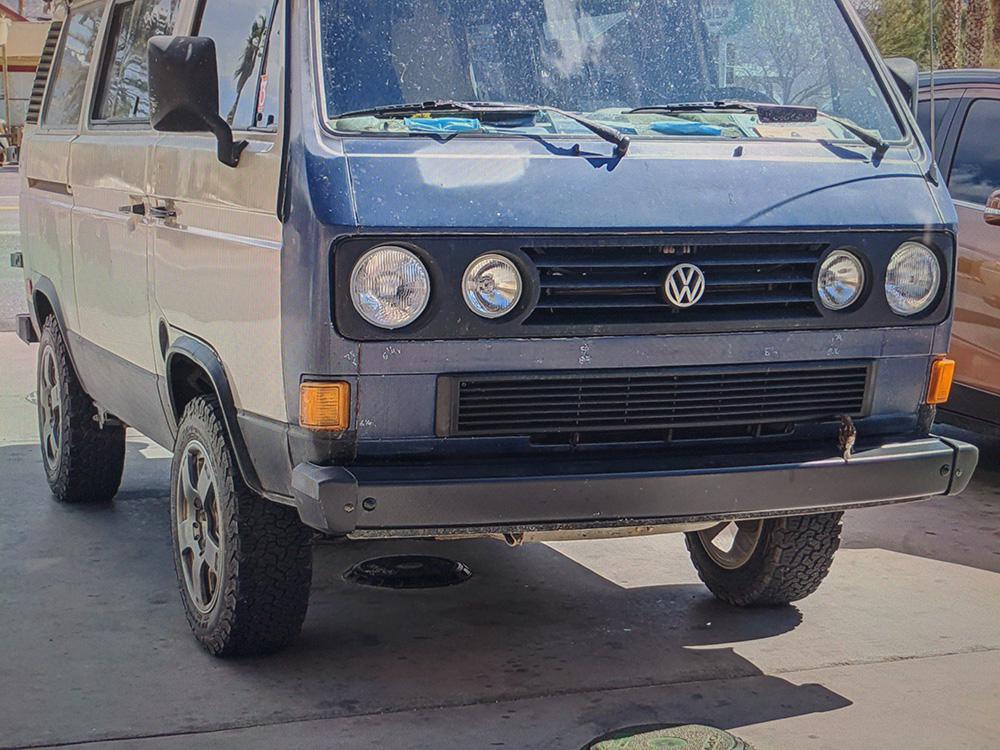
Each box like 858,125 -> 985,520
316,0 -> 904,143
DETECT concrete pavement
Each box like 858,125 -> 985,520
1,329 -> 998,750
0,168 -> 25,333
1,169 -> 998,750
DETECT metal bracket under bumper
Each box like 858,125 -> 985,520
290,436 -> 979,535
15,314 -> 39,345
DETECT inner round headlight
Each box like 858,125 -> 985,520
885,242 -> 941,316
817,250 -> 865,310
463,254 -> 523,318
350,246 -> 431,329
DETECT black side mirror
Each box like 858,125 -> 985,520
148,36 -> 248,168
986,190 -> 1000,227
885,57 -> 919,117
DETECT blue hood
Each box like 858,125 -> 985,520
305,135 -> 953,232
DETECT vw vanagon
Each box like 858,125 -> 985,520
14,0 -> 979,655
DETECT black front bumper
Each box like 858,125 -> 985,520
290,436 -> 978,536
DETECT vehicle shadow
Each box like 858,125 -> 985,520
0,440 -> 850,748
841,424 -> 1000,573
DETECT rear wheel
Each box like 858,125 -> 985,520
37,316 -> 126,504
685,513 -> 843,606
170,396 -> 312,656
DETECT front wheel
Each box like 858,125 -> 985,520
170,396 -> 312,656
685,513 -> 843,607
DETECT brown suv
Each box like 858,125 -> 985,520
919,69 -> 1000,434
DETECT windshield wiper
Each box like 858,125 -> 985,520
629,101 -> 754,114
334,100 -> 540,119
333,100 -> 631,157
813,111 -> 890,158
629,101 -> 889,157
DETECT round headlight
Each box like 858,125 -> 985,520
463,254 -> 523,318
885,242 -> 941,316
350,246 -> 431,329
817,250 -> 866,310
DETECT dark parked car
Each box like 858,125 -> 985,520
919,69 -> 1000,434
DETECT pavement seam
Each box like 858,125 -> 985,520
10,645 -> 998,750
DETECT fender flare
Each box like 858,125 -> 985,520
31,276 -> 83,377
165,335 -> 266,498
31,275 -> 69,336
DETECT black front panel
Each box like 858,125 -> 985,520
437,362 -> 871,438
331,231 -> 954,341
525,242 -> 823,326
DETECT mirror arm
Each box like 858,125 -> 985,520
205,115 -> 249,168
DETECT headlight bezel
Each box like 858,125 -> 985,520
349,244 -> 433,330
884,241 -> 943,317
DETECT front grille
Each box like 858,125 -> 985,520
524,243 -> 824,327
438,364 -> 869,437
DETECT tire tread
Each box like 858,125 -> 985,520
685,513 -> 842,607
172,396 -> 312,657
39,316 -> 126,504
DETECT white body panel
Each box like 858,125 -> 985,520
70,133 -> 157,371
150,134 -> 284,420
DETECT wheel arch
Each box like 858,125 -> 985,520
31,278 -> 85,382
165,336 -> 266,498
31,276 -> 66,338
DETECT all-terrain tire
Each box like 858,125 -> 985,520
170,395 -> 312,657
685,513 -> 843,606
37,315 -> 126,504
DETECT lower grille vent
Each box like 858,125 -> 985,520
438,364 -> 869,437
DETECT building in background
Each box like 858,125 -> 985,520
0,2 -> 50,21
0,2 -> 49,157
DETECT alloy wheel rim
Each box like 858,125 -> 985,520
39,346 -> 62,472
175,440 -> 224,614
698,520 -> 764,570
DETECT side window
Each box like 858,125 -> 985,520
916,97 -> 950,147
949,99 -> 1000,206
42,2 -> 106,129
94,0 -> 181,123
197,0 -> 276,129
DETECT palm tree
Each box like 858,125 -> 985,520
226,13 -> 268,125
964,0 -> 989,66
993,0 -> 1000,49
938,0 -> 961,68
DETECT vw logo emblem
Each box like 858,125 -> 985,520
664,263 -> 706,308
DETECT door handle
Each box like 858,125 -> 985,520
148,206 -> 177,220
119,202 -> 146,216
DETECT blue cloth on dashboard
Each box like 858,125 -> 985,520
404,117 -> 482,133
651,121 -> 724,136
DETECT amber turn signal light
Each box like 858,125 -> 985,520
300,381 -> 351,431
926,358 -> 955,405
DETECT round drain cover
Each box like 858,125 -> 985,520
586,725 -> 753,750
344,555 -> 472,589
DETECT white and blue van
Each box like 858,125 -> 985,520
15,0 -> 977,655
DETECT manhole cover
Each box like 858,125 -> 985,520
585,725 -> 754,750
344,555 -> 472,589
